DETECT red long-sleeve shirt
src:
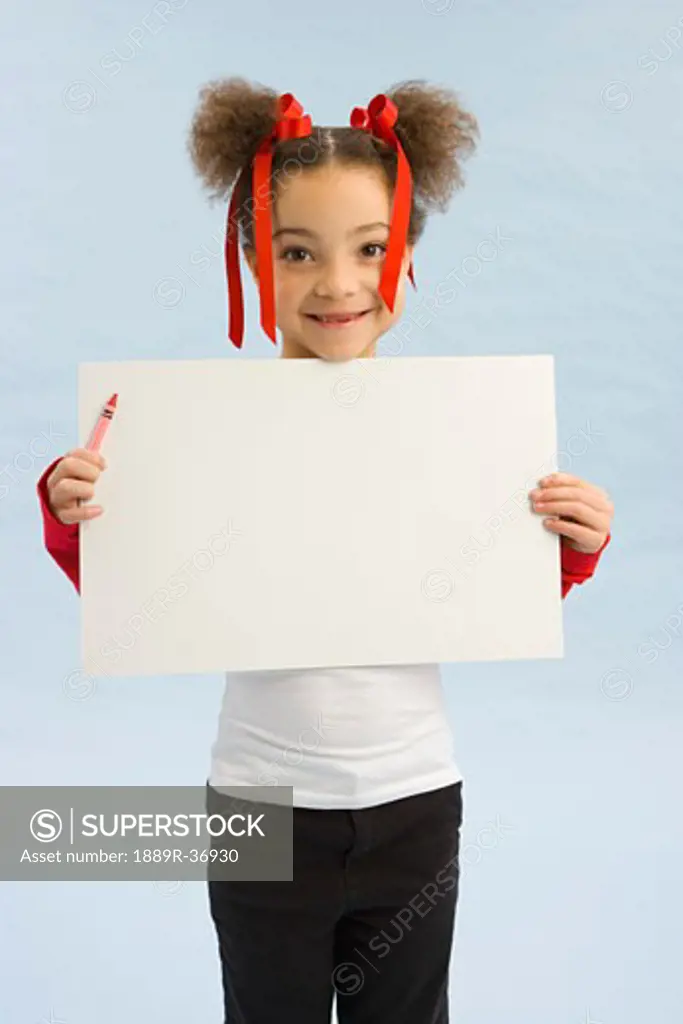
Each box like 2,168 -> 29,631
36,457 -> 611,598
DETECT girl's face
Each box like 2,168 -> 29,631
247,163 -> 414,361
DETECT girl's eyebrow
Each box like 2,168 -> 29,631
272,221 -> 390,240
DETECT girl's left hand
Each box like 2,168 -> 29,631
529,473 -> 613,554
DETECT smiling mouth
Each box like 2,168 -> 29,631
305,310 -> 373,327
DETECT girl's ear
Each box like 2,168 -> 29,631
244,248 -> 259,283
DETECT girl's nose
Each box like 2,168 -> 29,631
313,260 -> 359,299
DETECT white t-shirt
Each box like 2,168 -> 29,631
208,663 -> 462,809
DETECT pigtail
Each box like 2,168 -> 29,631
387,80 -> 479,212
187,77 -> 279,200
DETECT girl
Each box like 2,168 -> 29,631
37,78 -> 613,1024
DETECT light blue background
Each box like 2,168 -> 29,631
1,0 -> 681,1021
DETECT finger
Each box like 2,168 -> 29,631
539,473 -> 609,500
49,455 -> 103,488
540,480 -> 612,509
538,472 -> 585,488
70,447 -> 107,470
542,517 -> 604,552
531,486 -> 612,514
59,504 -> 104,525
534,500 -> 608,532
51,478 -> 97,508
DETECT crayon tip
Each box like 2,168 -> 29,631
108,393 -> 118,409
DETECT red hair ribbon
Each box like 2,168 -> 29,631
349,94 -> 416,310
224,93 -> 313,348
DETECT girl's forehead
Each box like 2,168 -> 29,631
274,163 -> 392,231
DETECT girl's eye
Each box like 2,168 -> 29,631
361,242 -> 387,259
280,247 -> 311,263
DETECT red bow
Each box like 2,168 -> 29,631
225,93 -> 312,348
349,94 -> 416,310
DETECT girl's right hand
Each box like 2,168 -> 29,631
46,448 -> 107,524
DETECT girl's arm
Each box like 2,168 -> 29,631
532,472 -> 613,598
37,458 -> 81,593
37,453 -> 610,603
560,533 -> 610,598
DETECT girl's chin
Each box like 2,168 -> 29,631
317,340 -> 377,362
281,325 -> 380,360
306,327 -> 379,358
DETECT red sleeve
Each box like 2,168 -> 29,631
37,457 -> 81,593
37,451 -> 608,605
560,533 -> 610,599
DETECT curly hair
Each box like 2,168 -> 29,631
187,76 -> 479,249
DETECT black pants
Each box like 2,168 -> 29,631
207,781 -> 463,1023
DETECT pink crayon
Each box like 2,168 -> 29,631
86,393 -> 118,453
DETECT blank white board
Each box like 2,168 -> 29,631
79,355 -> 563,677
